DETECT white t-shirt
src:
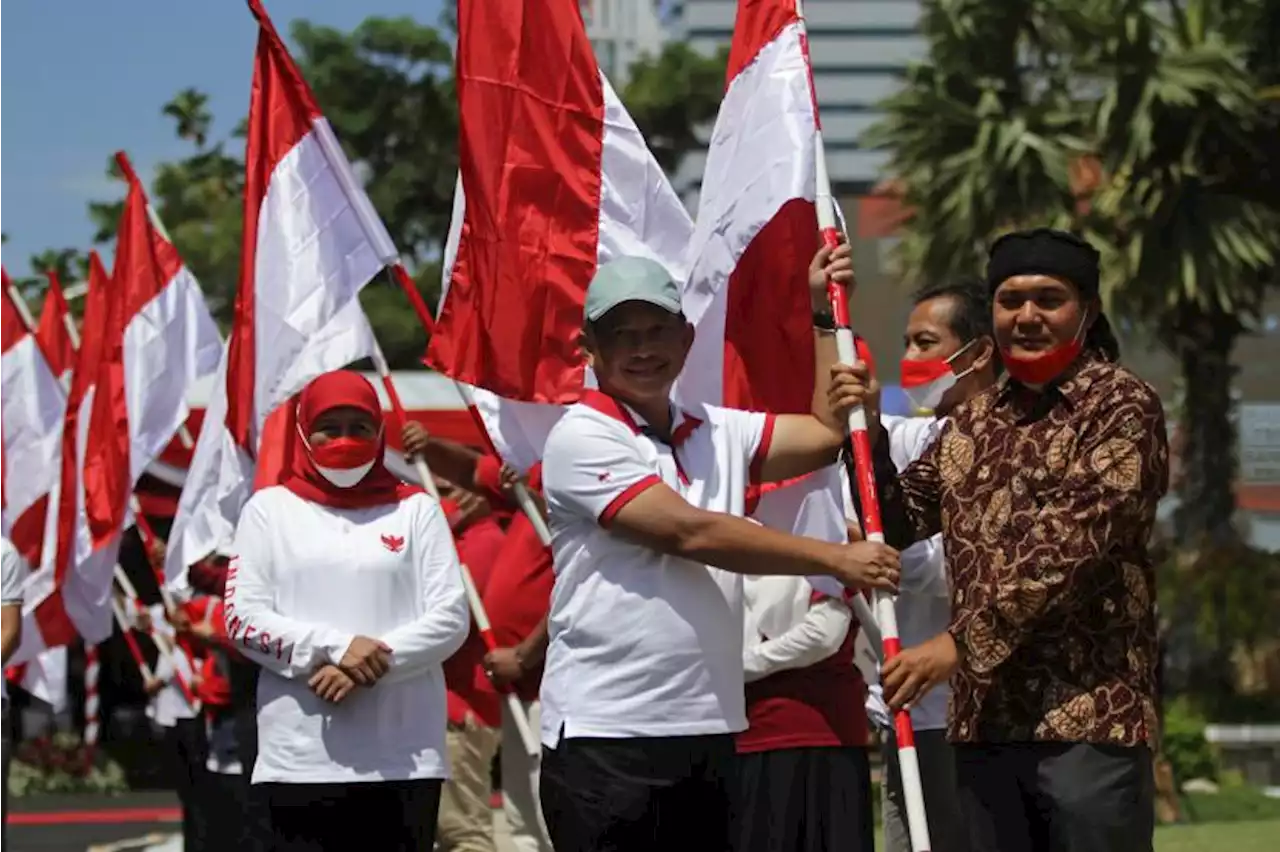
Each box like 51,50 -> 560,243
540,391 -> 773,745
224,487 -> 469,784
2,538 -> 27,704
742,575 -> 851,683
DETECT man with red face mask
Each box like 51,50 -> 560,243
865,276 -> 999,852
836,229 -> 1168,852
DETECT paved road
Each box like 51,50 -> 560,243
5,792 -> 520,852
5,791 -> 181,852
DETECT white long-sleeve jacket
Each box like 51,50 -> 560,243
225,486 -> 469,783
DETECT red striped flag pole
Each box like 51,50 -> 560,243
797,1 -> 932,850
110,596 -> 155,687
81,643 -> 101,769
112,566 -> 198,709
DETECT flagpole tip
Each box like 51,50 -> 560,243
114,152 -> 138,186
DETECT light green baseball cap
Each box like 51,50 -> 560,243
584,256 -> 682,323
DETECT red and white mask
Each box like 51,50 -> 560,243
299,427 -> 381,489
899,339 -> 976,414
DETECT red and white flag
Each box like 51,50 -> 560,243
36,271 -> 77,382
164,0 -> 390,588
426,0 -> 693,468
2,270 -> 66,568
4,273 -> 74,704
677,1 -> 848,560
23,252 -> 117,650
45,151 -> 225,634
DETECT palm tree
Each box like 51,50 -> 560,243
162,88 -> 213,149
866,0 -> 1280,542
28,248 -> 88,284
861,0 -> 1089,287
1074,0 -> 1280,709
1077,0 -> 1280,548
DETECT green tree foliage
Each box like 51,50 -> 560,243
622,42 -> 729,174
1075,0 -> 1280,553
860,0 -> 1088,285
28,248 -> 88,286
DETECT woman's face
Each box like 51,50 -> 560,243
307,406 -> 378,447
992,273 -> 1089,359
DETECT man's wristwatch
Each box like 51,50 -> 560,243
812,309 -> 836,331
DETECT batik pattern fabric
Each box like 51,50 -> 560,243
873,353 -> 1169,747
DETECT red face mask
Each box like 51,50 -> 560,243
899,340 -> 976,413
1002,316 -> 1087,386
303,433 -> 380,488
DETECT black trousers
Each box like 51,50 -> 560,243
166,718 -> 210,852
955,743 -> 1154,852
2,705 -> 11,849
733,746 -> 874,852
200,771 -> 266,851
540,734 -> 736,852
262,779 -> 443,852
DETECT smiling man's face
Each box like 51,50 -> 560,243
993,273 -> 1089,360
583,300 -> 693,408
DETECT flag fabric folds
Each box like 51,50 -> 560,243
165,0 -> 390,590
426,0 -> 693,470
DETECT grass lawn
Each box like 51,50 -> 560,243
1154,819 -> 1280,852
870,819 -> 1280,851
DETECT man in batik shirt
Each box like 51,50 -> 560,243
840,228 -> 1168,852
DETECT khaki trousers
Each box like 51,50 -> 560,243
502,699 -> 553,852
437,715 -> 502,852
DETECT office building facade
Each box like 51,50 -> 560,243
582,0 -> 670,87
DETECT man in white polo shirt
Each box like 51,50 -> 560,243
539,254 -> 901,852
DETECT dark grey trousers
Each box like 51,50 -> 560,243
882,729 -> 966,852
955,743 -> 1154,852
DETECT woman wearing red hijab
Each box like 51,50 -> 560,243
224,371 -> 470,852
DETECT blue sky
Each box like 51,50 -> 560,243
2,0 -> 444,277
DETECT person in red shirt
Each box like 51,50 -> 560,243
403,426 -> 555,852
437,484 -> 506,852
734,577 -> 872,852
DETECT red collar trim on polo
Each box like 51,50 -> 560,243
579,390 -> 704,447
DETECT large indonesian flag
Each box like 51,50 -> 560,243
165,0 -> 390,589
36,149 -> 226,644
22,252 -> 116,649
1,271 -> 66,567
2,275 -> 74,705
26,147 -> 222,649
425,0 -> 693,469
677,0 -> 848,560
